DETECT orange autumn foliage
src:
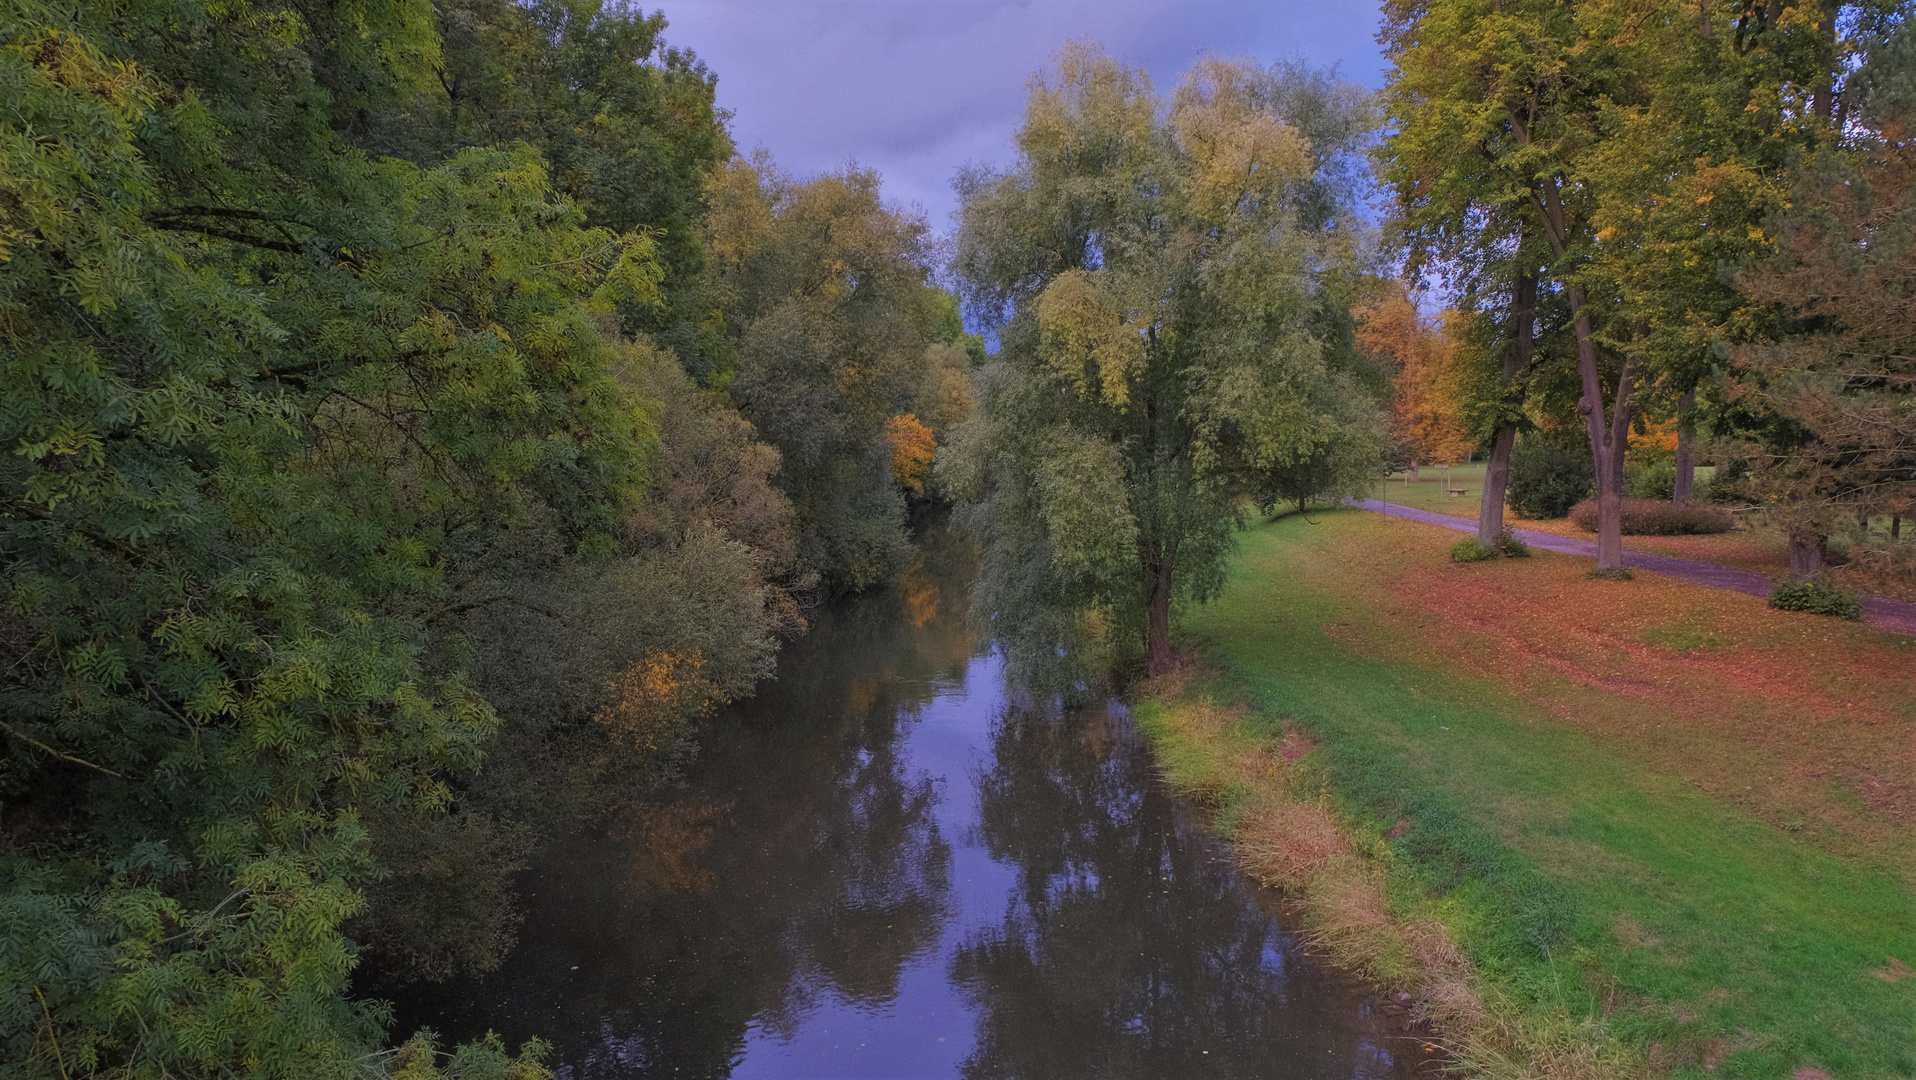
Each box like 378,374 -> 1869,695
596,650 -> 724,751
1629,417 -> 1679,455
1357,290 -> 1472,467
885,413 -> 937,496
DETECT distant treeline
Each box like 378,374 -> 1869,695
0,1 -> 975,1075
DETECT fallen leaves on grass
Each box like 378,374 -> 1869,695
1346,513 -> 1916,852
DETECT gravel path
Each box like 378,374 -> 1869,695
1350,498 -> 1916,637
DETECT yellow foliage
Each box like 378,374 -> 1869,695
885,413 -> 937,496
1035,269 -> 1143,409
897,551 -> 945,628
1357,289 -> 1473,466
1171,58 -> 1311,219
596,650 -> 723,750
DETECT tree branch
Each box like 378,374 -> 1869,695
0,719 -> 123,777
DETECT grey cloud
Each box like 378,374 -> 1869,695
658,0 -> 1385,228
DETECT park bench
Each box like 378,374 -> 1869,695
1446,486 -> 1470,497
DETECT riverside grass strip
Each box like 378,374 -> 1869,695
1133,509 -> 1916,1080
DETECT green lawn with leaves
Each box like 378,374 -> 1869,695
1171,509 -> 1916,1079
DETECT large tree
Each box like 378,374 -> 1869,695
1729,24 -> 1916,574
1385,0 -> 1907,571
703,156 -> 963,592
944,47 -> 1380,680
358,0 -> 738,377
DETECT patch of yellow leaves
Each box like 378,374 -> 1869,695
885,413 -> 937,496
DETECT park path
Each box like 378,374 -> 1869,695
1350,498 -> 1916,638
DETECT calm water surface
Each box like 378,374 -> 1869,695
391,532 -> 1423,1079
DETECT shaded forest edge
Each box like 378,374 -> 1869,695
0,1 -> 979,1076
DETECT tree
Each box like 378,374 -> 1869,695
1257,371 -> 1391,515
359,0 -> 738,378
1381,0 -> 1662,572
1357,288 -> 1473,480
944,47 -> 1379,680
0,0 -> 785,1070
702,156 -> 960,592
1729,24 -> 1916,576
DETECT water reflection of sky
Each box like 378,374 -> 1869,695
732,656 -> 1013,1078
388,535 -> 1418,1079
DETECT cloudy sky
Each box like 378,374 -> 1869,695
654,0 -> 1389,230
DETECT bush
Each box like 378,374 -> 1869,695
1451,537 -> 1499,562
1625,458 -> 1675,499
1769,580 -> 1863,619
1507,441 -> 1594,519
1450,529 -> 1531,562
1624,458 -> 1712,502
1568,497 -> 1734,535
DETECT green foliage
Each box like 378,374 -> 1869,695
1624,458 -> 1677,500
360,0 -> 736,377
945,47 -> 1382,681
703,156 -> 961,592
1451,530 -> 1530,562
1450,537 -> 1501,562
0,0 -> 788,1073
1259,373 -> 1390,515
1768,580 -> 1863,620
1506,441 -> 1594,519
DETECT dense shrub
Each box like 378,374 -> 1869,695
1507,441 -> 1594,518
1451,537 -> 1499,562
1450,529 -> 1531,562
1569,497 -> 1734,535
1769,580 -> 1863,619
1625,458 -> 1675,499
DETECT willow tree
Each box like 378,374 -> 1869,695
944,47 -> 1380,680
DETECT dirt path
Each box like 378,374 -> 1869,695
1350,498 -> 1916,637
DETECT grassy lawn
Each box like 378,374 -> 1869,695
1144,507 -> 1916,1079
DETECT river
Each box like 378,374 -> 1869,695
389,529 -> 1423,1078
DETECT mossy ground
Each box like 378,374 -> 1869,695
1134,508 -> 1916,1079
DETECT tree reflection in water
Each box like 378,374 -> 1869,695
954,706 -> 1402,1079
388,529 -> 1411,1079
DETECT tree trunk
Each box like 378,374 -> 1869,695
1478,269 -> 1535,545
1788,520 -> 1825,579
1673,387 -> 1696,503
1477,423 -> 1517,545
1407,458 -> 1419,483
1529,171 -> 1631,573
1145,566 -> 1174,677
1811,0 -> 1841,122
1570,299 -> 1633,574
1894,514 -> 1902,541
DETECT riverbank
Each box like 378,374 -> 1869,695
1133,509 -> 1916,1080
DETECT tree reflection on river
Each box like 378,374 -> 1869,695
388,529 -> 1414,1079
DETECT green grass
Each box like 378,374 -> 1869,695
1374,462 -> 1490,516
1175,511 -> 1916,1079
